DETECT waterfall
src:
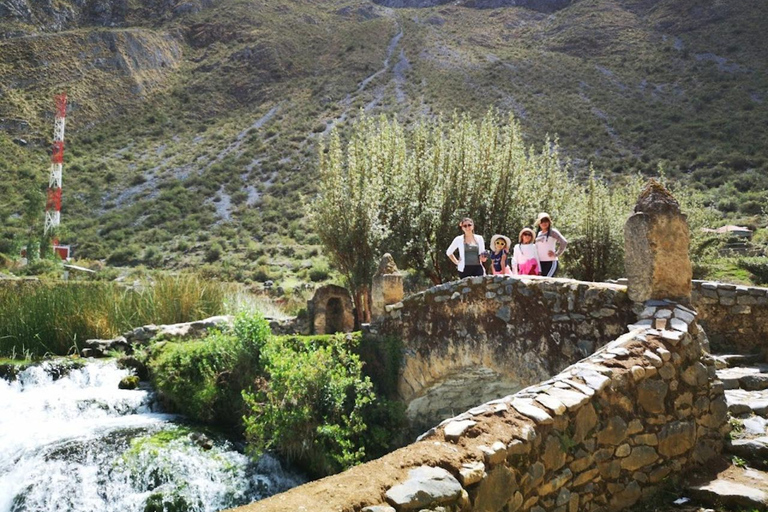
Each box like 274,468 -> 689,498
0,361 -> 303,512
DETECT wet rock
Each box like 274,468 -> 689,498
118,375 -> 139,389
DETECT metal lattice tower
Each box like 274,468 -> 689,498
44,93 -> 67,236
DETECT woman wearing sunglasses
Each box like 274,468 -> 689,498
446,217 -> 487,278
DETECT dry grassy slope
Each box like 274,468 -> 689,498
0,29 -> 182,132
0,0 -> 765,274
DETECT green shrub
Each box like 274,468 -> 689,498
737,257 -> 768,285
107,246 -> 139,266
308,264 -> 329,282
242,333 -> 376,477
205,242 -> 223,263
149,312 -> 270,425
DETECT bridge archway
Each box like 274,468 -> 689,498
371,276 -> 634,430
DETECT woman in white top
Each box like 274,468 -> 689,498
534,212 -> 568,277
446,217 -> 487,278
511,227 -> 541,275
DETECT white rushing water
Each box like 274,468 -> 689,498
0,361 -> 303,512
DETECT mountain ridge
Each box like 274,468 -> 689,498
0,0 -> 765,281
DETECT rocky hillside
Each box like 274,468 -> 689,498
0,0 -> 766,279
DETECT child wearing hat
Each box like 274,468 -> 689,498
512,227 -> 541,275
489,234 -> 513,276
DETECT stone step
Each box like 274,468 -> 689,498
713,353 -> 764,369
687,463 -> 768,510
717,364 -> 768,391
726,389 -> 768,417
727,437 -> 768,469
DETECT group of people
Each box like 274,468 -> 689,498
446,213 -> 568,279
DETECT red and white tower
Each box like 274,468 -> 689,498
44,93 -> 67,237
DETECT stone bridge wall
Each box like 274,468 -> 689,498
368,276 -> 635,429
239,300 -> 725,512
690,280 -> 768,355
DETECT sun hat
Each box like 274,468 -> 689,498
518,227 -> 535,243
535,212 -> 552,227
490,234 -> 511,249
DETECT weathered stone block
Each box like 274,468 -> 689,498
624,181 -> 692,302
543,435 -> 567,471
385,466 -> 463,510
658,421 -> 695,457
572,467 -> 600,487
620,446 -> 658,471
573,403 -> 598,443
458,461 -> 485,486
597,416 -> 628,446
472,465 -> 517,512
637,379 -> 669,414
538,469 -> 572,496
610,481 -> 642,509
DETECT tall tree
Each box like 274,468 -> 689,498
311,125 -> 387,324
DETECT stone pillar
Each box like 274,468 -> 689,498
624,180 -> 692,303
371,253 -> 404,321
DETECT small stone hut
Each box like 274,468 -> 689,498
308,284 -> 355,335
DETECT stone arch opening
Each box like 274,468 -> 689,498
406,367 -> 523,433
325,297 -> 344,334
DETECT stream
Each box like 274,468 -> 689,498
0,361 -> 303,512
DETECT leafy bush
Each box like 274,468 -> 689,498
308,264 -> 330,282
205,242 -> 223,263
107,245 -> 139,266
242,333 -> 377,477
737,257 -> 768,285
148,313 -> 404,477
149,312 -> 270,425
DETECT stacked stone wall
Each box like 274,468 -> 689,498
691,280 -> 768,354
369,276 -> 635,427
239,300 -> 725,512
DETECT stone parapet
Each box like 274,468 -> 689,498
624,180 -> 692,303
691,280 -> 768,355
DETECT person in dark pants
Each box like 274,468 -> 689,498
446,217 -> 487,278
534,212 -> 568,277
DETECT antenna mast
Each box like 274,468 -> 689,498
44,93 -> 67,238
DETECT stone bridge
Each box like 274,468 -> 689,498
363,277 -> 768,432
368,276 -> 635,431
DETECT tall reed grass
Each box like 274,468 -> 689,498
0,274 -> 232,357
